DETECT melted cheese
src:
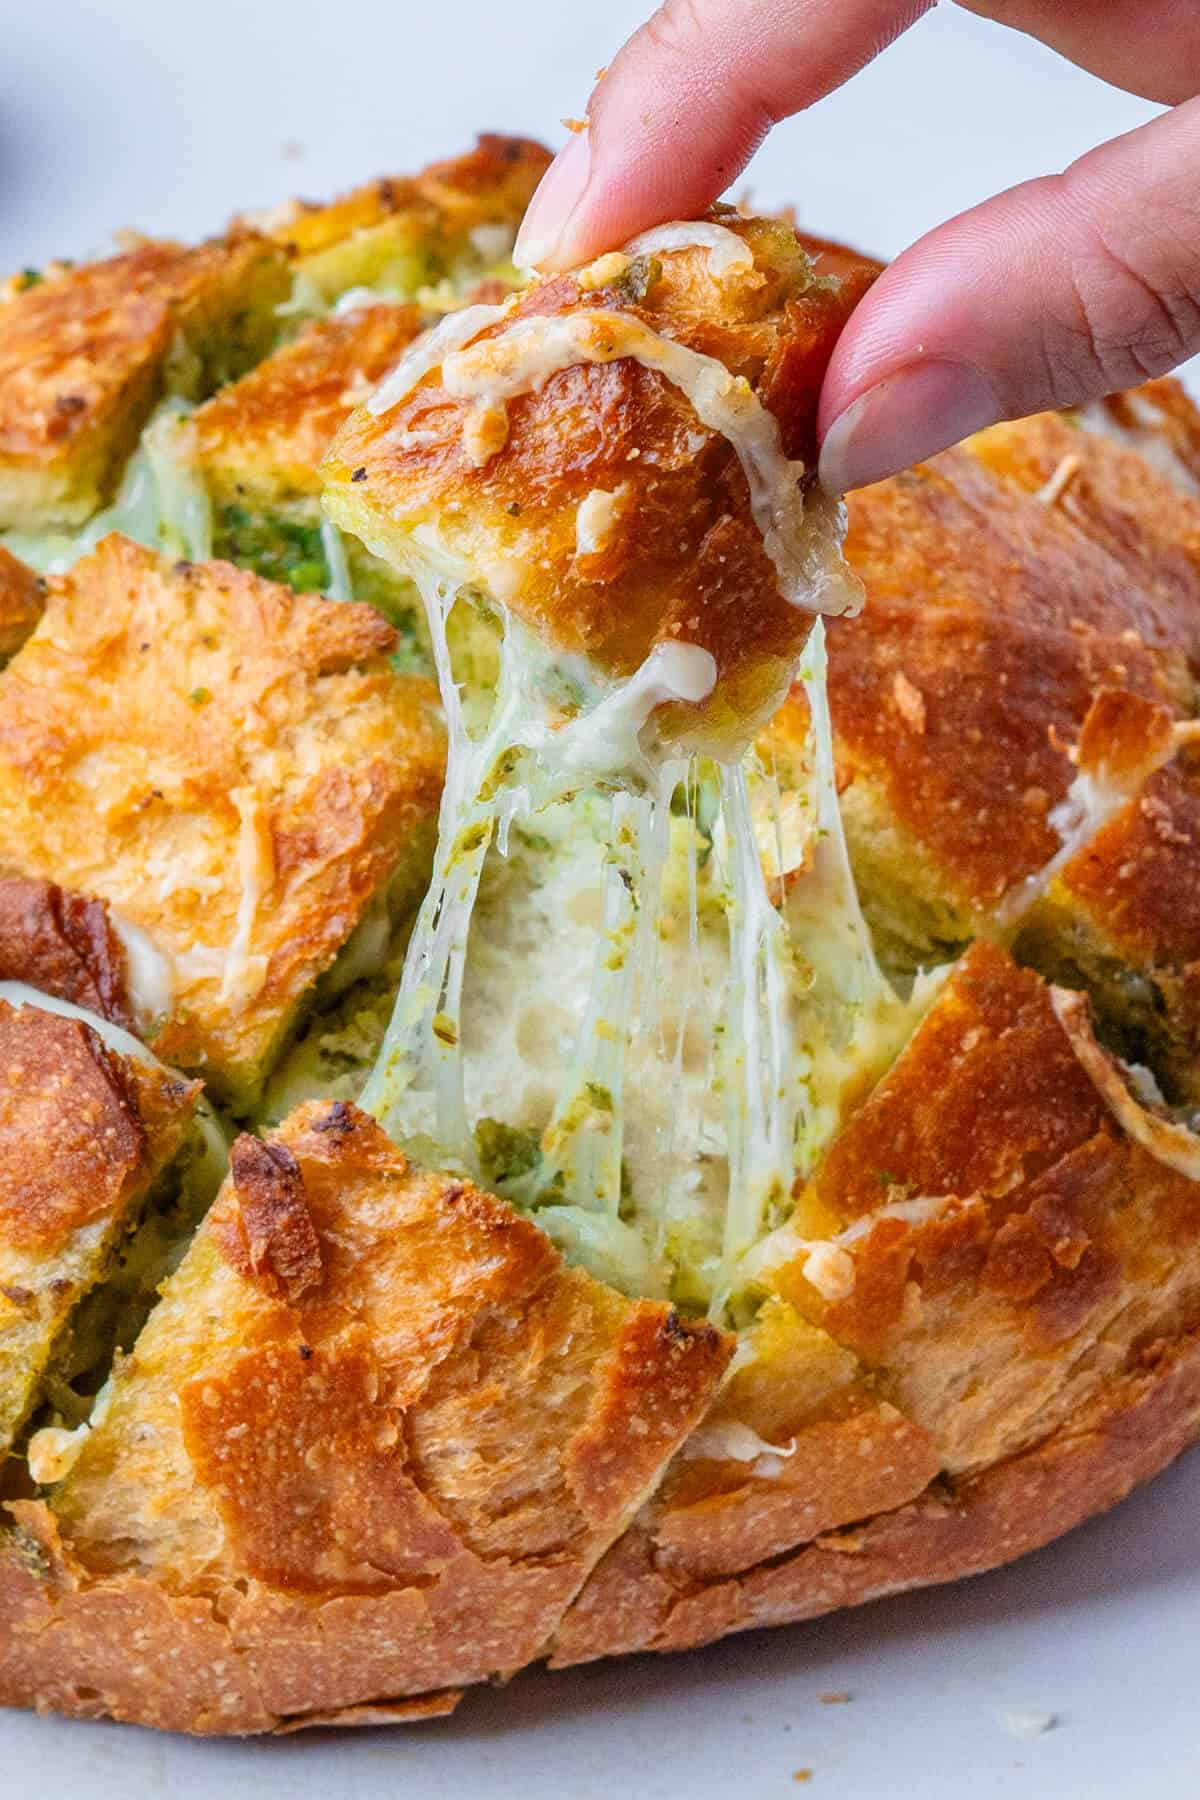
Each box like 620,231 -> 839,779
1034,452 -> 1082,507
27,1374 -> 116,1486
996,718 -> 1200,929
433,309 -> 858,614
366,301 -> 510,418
574,485 -> 625,557
741,1192 -> 959,1300
319,519 -> 354,601
716,757 -> 801,1283
219,786 -> 274,1008
359,566 -> 716,1183
622,222 -> 755,279
1,398 -> 211,574
355,572 -> 915,1311
108,909 -> 176,1030
353,296 -> 905,1316
682,1420 -> 798,1469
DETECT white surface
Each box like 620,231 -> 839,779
3,4 -> 1199,1793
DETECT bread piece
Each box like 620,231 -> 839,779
551,941 -> 1200,1663
975,391 -> 1200,590
0,997 -> 198,1455
0,238 -> 290,531
764,395 -> 1200,964
0,536 -> 445,1109
0,547 -> 42,661
822,395 -> 1200,1074
190,304 -> 426,513
186,302 -> 429,648
1083,377 -> 1200,493
0,876 -> 136,1031
553,1322 -> 1200,1664
262,135 -> 550,303
1018,746 -> 1200,1100
0,1101 -> 728,1733
325,211 -> 878,753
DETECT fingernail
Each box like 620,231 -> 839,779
513,131 -> 592,270
818,359 -> 999,493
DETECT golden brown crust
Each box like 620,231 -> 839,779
0,1003 -> 147,1255
768,401 -> 1200,956
272,1690 -> 464,1732
972,403 -> 1200,638
0,238 -> 289,529
264,136 -> 551,302
189,304 -> 426,508
1025,749 -> 1200,1098
10,944 -> 1199,1732
0,875 -> 134,1029
8,1317 -> 1198,1724
0,1101 -> 728,1733
325,213 -> 873,752
0,997 -> 198,1452
792,945 -> 1200,1471
0,547 -> 43,661
0,535 -> 445,1107
551,1323 -> 1200,1665
643,1399 -> 939,1585
214,1135 -> 324,1303
549,941 -> 1200,1662
1062,756 -> 1200,994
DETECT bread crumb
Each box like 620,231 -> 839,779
793,1772 -> 813,1785
461,400 -> 510,469
998,1709 -> 1057,1740
892,670 -> 926,734
1035,452 -> 1081,507
818,1690 -> 851,1705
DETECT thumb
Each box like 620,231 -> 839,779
514,0 -> 932,271
819,97 -> 1200,491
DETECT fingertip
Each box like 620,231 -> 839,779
818,359 -> 1000,492
513,131 -> 593,271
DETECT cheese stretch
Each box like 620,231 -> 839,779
356,289 -> 922,1316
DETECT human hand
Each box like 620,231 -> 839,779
513,1 -> 1200,491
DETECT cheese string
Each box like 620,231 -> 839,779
353,264 -> 912,1309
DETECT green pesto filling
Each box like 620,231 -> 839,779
214,503 -> 328,591
213,502 -> 431,672
474,1117 -> 541,1189
254,940 -> 404,1132
17,1117 -> 229,1445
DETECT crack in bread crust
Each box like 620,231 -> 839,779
0,1102 -> 728,1731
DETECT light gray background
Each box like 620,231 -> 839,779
2,4 -> 1197,1794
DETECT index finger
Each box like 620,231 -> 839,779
514,0 -> 933,272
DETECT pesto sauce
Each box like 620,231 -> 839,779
213,503 -> 432,673
215,503 -> 330,592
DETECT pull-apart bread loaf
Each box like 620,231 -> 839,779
2,141 -> 1200,1736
